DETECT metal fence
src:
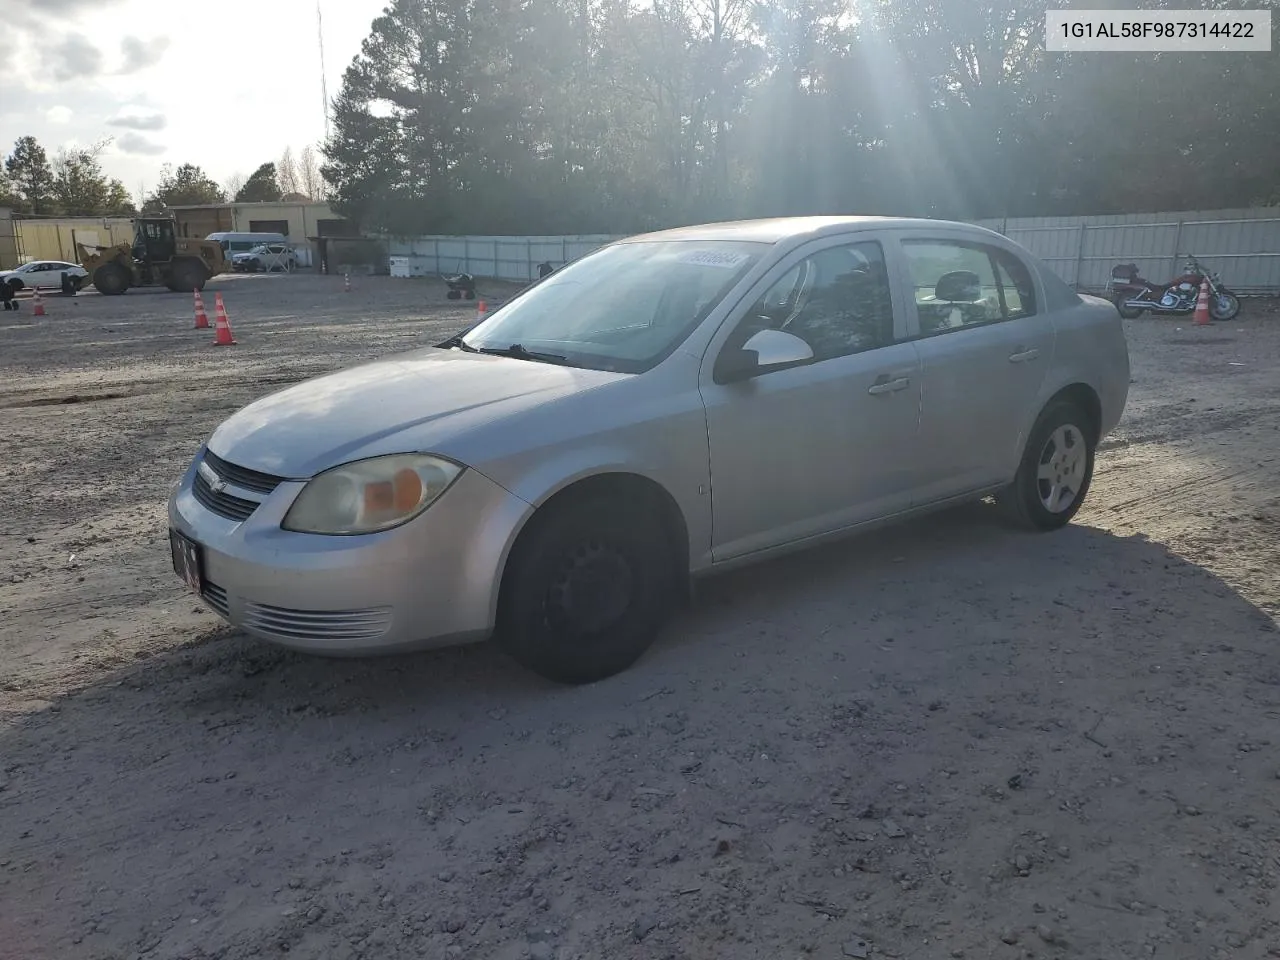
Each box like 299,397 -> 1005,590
386,206 -> 1280,293
12,218 -> 134,266
974,207 -> 1280,294
387,234 -> 623,282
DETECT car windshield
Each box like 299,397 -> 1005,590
460,239 -> 767,373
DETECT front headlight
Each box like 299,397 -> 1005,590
282,453 -> 463,535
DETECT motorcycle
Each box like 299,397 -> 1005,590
1108,254 -> 1240,321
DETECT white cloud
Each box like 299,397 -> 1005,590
118,35 -> 170,73
46,106 -> 74,124
4,0 -> 386,188
107,109 -> 168,131
48,33 -> 105,81
117,132 -> 166,156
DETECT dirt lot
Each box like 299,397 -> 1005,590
2,274 -> 1279,960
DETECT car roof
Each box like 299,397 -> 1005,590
621,215 -> 1006,246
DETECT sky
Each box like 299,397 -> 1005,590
0,0 -> 387,201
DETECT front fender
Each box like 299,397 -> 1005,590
473,447 -> 707,625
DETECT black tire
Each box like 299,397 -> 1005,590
1210,290 -> 1241,321
167,258 -> 208,293
1000,400 -> 1096,531
447,289 -> 461,300
497,495 -> 676,684
1113,295 -> 1143,320
93,263 -> 130,296
465,289 -> 476,300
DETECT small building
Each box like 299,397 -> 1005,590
2,215 -> 133,267
0,208 -> 16,269
168,201 -> 355,267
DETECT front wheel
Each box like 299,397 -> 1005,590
1210,289 -> 1241,321
1000,401 -> 1096,531
167,258 -> 208,292
1113,294 -> 1143,320
93,263 -> 130,295
497,497 -> 676,684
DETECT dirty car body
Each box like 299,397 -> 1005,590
168,216 -> 1130,683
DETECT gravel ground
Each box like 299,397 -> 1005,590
2,274 -> 1279,960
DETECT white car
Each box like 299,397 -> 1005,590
1,260 -> 89,292
231,243 -> 297,273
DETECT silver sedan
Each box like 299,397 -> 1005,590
167,216 -> 1130,683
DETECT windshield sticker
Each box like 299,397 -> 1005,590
677,249 -> 750,270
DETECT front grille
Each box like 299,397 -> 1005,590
241,601 -> 392,642
193,470 -> 260,521
190,449 -> 286,522
201,581 -> 230,619
202,449 -> 284,495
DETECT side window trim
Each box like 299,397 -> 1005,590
991,253 -> 1037,321
884,232 -> 1042,342
700,231 -> 909,382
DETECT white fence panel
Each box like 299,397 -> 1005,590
387,234 -> 623,282
387,210 -> 1280,293
982,208 -> 1280,294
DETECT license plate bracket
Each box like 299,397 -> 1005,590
170,528 -> 204,594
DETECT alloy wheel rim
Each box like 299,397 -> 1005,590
1036,424 -> 1086,514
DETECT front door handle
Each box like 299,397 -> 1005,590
868,374 -> 911,396
1009,347 -> 1040,363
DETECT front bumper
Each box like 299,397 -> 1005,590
167,450 -> 532,655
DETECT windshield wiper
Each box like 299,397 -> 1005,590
476,343 -> 568,364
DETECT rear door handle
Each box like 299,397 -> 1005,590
1008,347 -> 1040,363
868,373 -> 911,396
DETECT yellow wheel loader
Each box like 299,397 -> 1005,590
77,217 -> 227,295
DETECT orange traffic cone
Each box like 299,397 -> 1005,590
32,288 -> 46,317
212,293 -> 237,346
1193,278 -> 1211,326
343,273 -> 351,293
193,290 -> 210,329
476,299 -> 487,321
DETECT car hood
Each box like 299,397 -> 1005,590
206,347 -> 629,478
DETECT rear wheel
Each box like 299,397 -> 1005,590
167,258 -> 208,293
1113,294 -> 1143,320
497,496 -> 676,684
1000,401 -> 1096,531
93,263 -> 130,296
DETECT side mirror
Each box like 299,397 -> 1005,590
718,329 -> 814,383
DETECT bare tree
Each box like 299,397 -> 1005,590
223,171 -> 247,200
299,144 -> 324,200
278,146 -> 300,196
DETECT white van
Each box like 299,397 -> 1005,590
206,232 -> 289,258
